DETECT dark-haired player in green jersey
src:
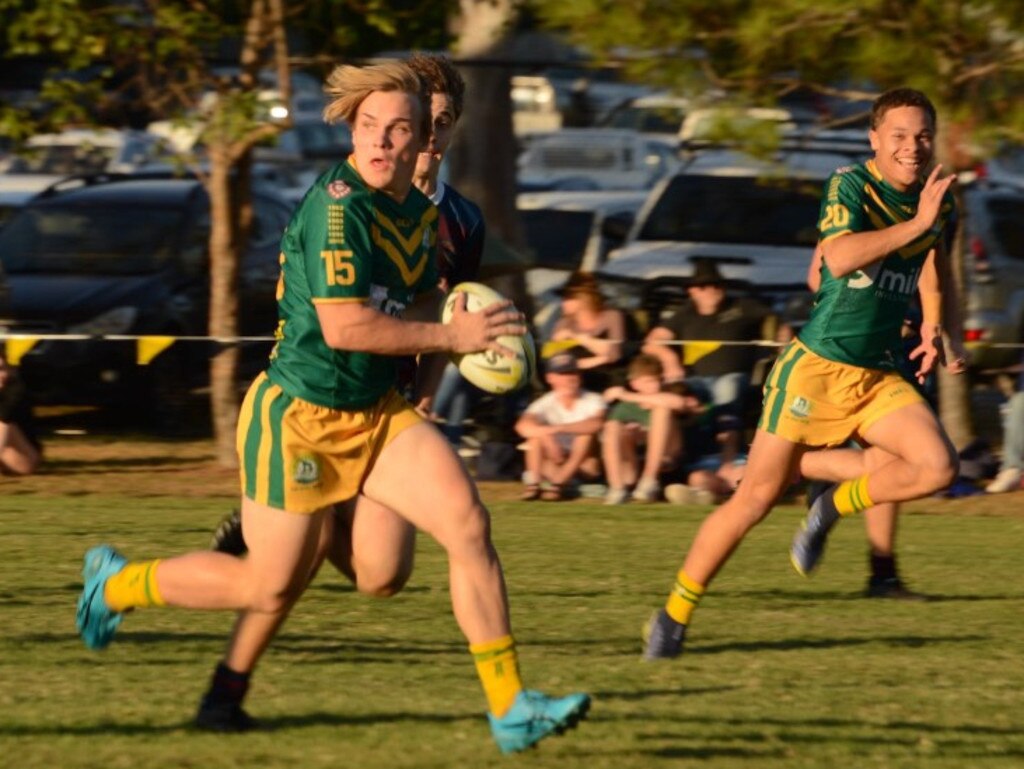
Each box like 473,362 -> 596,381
76,59 -> 588,753
643,87 -> 967,659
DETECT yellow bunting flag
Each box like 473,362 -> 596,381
5,338 -> 39,365
137,336 -> 176,366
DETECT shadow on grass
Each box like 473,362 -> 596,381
42,455 -> 212,471
0,708 -> 483,737
725,588 -> 1024,603
690,633 -> 988,656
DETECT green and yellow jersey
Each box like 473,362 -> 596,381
799,160 -> 956,370
266,160 -> 439,409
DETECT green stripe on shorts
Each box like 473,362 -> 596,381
243,377 -> 273,500
267,387 -> 290,508
764,345 -> 806,433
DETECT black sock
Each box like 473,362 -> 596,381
869,553 -> 898,582
205,662 -> 250,705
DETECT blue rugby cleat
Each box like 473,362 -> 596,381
76,545 -> 128,649
790,482 -> 840,576
488,689 -> 590,754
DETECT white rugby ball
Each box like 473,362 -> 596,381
441,282 -> 536,394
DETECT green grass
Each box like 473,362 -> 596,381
2,459 -> 1023,768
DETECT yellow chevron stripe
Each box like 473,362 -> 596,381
373,206 -> 437,254
864,184 -> 904,223
372,225 -> 429,286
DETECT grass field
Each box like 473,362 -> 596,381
2,435 -> 1023,768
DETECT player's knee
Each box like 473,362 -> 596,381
248,580 -> 303,614
357,570 -> 411,598
441,500 -> 492,555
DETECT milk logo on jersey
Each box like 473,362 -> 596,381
292,453 -> 321,485
789,396 -> 811,419
847,262 -> 920,298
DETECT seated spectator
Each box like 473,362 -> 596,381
548,271 -> 627,392
515,352 -> 606,501
987,354 -> 1024,494
0,356 -> 42,476
601,354 -> 696,504
664,398 -> 748,505
642,259 -> 771,450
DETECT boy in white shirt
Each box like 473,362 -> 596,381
515,352 -> 606,500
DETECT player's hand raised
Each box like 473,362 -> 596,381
914,164 -> 955,233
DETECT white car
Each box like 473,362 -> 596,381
517,128 -> 681,192
596,148 -> 862,319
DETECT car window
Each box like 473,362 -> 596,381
636,174 -> 822,246
535,144 -> 620,171
520,209 -> 596,270
0,205 -> 180,275
985,198 -> 1024,260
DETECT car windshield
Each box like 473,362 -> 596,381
521,209 -> 595,270
635,174 -> 822,246
0,204 -> 181,275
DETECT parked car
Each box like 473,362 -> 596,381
960,179 -> 1024,369
517,128 -> 681,192
0,128 -> 174,214
594,148 -> 856,324
516,189 -> 648,319
600,92 -> 690,144
0,174 -> 293,414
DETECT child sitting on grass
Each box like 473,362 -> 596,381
600,354 -> 697,504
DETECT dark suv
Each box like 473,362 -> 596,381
0,174 -> 293,409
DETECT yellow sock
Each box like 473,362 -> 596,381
665,569 -> 705,625
470,635 -> 523,717
104,559 -> 165,612
833,476 -> 874,516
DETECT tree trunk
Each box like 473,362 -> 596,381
449,0 -> 534,316
938,191 -> 975,450
207,147 -> 242,468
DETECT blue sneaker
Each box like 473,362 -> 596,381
642,609 -> 686,661
76,545 -> 128,649
790,482 -> 840,576
488,689 -> 590,754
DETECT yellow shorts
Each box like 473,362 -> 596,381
236,373 -> 423,513
758,339 -> 924,448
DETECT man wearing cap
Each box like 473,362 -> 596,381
642,258 -> 772,462
514,351 -> 607,501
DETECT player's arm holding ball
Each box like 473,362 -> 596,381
309,194 -> 524,358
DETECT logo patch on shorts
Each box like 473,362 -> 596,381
789,396 -> 811,419
292,453 -> 321,485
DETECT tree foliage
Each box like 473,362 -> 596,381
534,0 -> 1024,153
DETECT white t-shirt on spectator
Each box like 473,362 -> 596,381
525,390 -> 606,450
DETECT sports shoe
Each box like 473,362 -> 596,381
76,545 -> 128,650
985,467 -> 1022,494
195,697 -> 257,732
641,608 -> 686,661
865,577 -> 928,601
604,487 -> 629,505
664,484 -> 715,505
488,689 -> 590,754
790,482 -> 840,576
632,478 -> 661,502
210,509 -> 247,555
